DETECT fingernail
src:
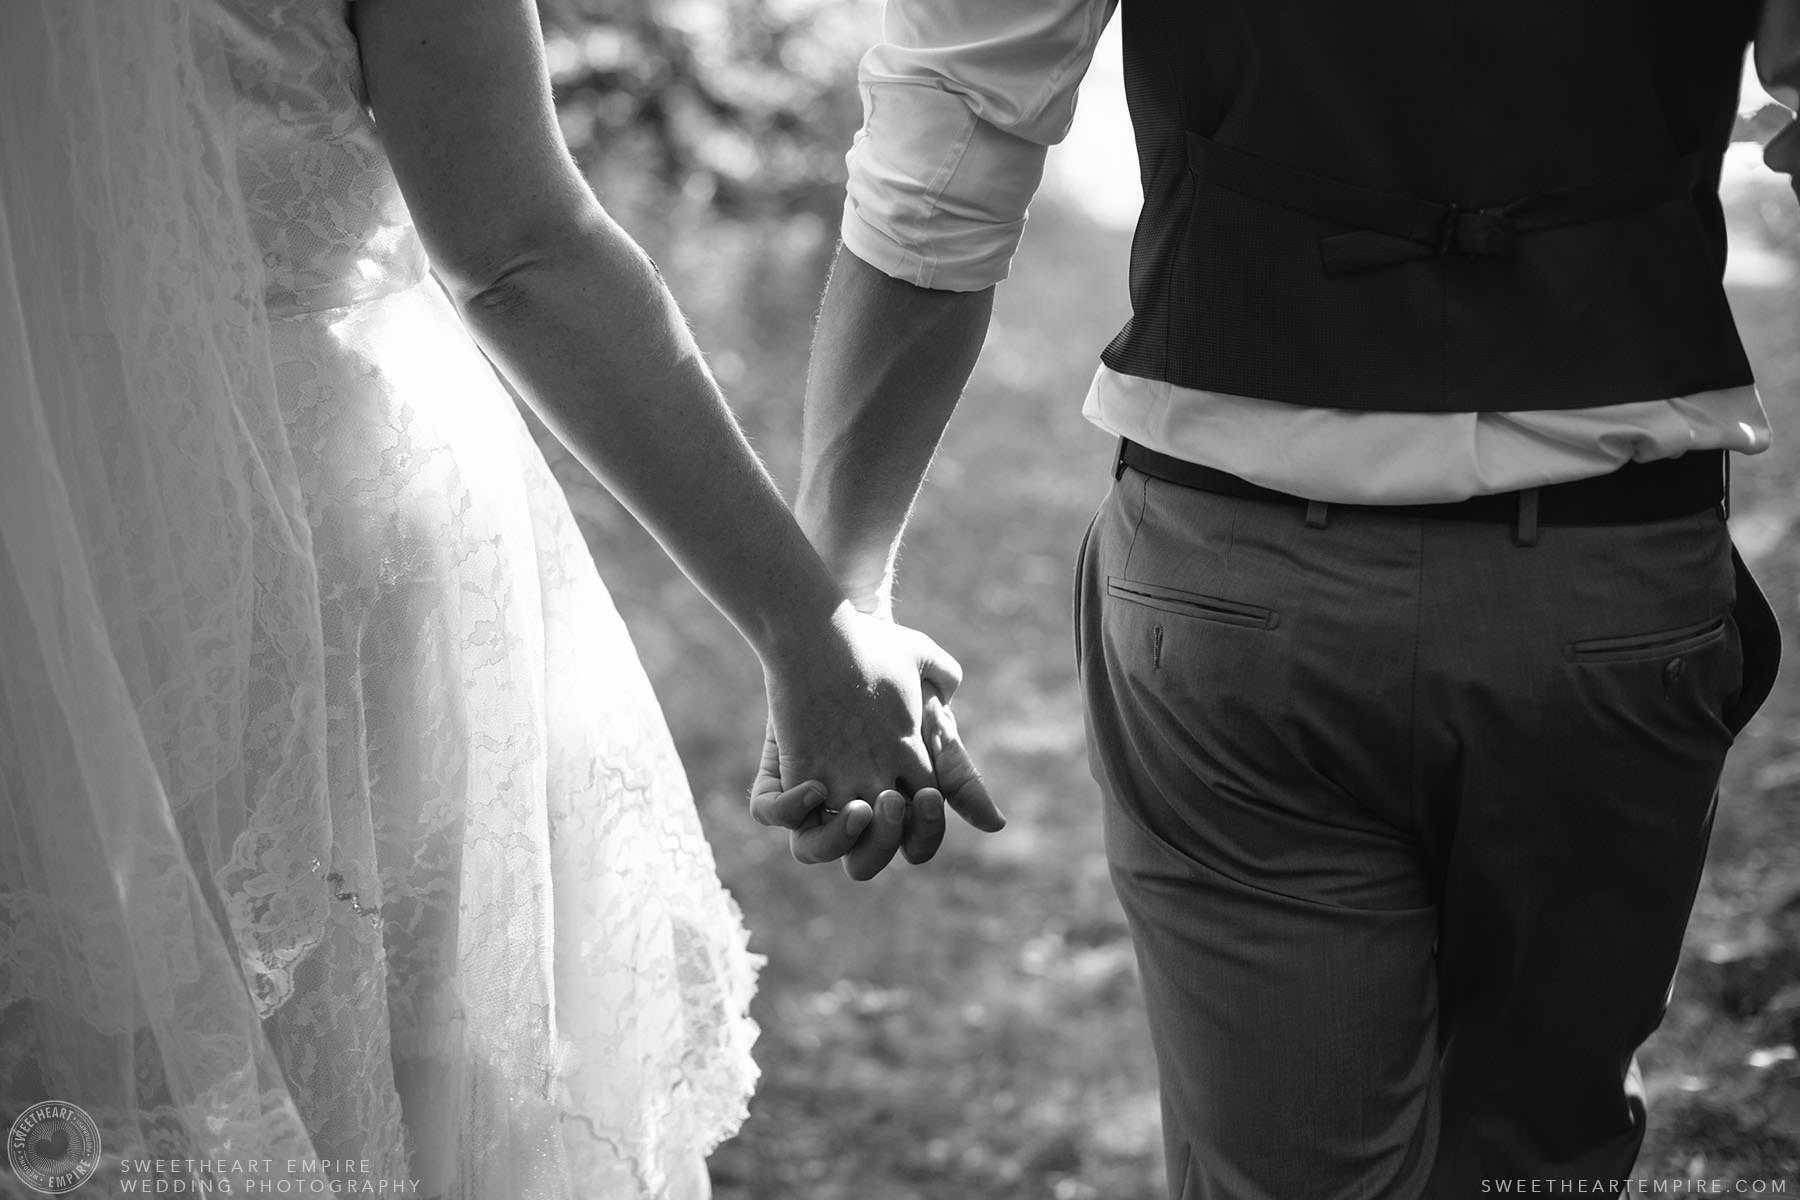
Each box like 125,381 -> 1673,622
846,807 -> 872,836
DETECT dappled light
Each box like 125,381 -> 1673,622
535,4 -> 1800,1193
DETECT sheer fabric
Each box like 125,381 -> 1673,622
0,1 -> 761,1196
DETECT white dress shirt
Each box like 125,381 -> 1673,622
840,0 -> 1799,502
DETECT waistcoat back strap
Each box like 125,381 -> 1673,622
1186,133 -> 1708,277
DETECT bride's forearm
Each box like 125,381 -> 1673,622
448,209 -> 846,663
354,0 -> 850,659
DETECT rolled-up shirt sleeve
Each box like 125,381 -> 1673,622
1758,0 -> 1800,188
841,0 -> 1116,291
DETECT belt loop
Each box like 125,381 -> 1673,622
1114,437 -> 1128,481
1514,488 -> 1540,547
1305,499 -> 1330,530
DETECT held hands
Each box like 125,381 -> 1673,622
751,607 -> 1003,880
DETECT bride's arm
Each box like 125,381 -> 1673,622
351,0 -> 971,878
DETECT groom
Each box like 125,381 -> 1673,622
782,0 -> 1797,1195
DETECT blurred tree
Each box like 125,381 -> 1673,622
538,0 -> 876,226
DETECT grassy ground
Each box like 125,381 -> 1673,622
548,163 -> 1800,1196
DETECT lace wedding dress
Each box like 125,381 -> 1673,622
0,1 -> 760,1196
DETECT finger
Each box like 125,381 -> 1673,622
912,634 -> 963,703
892,732 -> 936,799
751,779 -> 829,828
843,789 -> 908,881
753,722 -> 779,771
900,786 -> 947,865
790,799 -> 874,865
926,696 -> 1005,832
749,727 -> 825,827
891,741 -> 941,865
748,724 -> 782,811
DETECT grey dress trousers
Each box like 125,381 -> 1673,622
1076,464 -> 1780,1199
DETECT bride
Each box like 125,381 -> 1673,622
0,0 -> 997,1196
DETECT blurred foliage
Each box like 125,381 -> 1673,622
537,0 -> 876,226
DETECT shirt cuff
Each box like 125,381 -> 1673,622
840,81 -> 1050,292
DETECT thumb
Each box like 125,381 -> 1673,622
911,631 -> 963,702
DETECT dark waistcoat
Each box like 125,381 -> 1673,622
1099,1 -> 1763,412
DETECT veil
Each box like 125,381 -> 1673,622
0,0 -> 337,1186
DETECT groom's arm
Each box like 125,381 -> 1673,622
794,249 -> 991,614
784,253 -> 996,854
794,0 -> 1115,851
800,0 -> 1118,607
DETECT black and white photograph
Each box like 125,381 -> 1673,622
2,0 -> 1799,1196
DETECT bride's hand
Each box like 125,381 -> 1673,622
749,608 -> 1001,880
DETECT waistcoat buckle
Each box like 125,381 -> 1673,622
1441,206 -> 1518,258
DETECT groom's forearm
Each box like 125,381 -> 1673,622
797,246 -> 994,611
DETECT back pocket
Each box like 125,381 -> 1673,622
1106,576 -> 1277,630
1564,614 -> 1726,664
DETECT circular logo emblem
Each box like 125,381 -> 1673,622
7,1101 -> 101,1194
